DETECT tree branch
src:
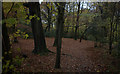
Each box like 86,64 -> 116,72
6,2 -> 15,19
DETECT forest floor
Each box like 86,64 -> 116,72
12,37 -> 119,72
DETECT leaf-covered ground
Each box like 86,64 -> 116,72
12,38 -> 119,72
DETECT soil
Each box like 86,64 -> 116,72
12,37 -> 119,72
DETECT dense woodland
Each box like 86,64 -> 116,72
2,1 -> 120,72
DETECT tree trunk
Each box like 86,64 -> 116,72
115,10 -> 119,42
118,31 -> 120,57
13,24 -> 18,43
55,2 -> 65,68
109,20 -> 113,54
109,3 -> 116,54
72,2 -> 75,32
80,26 -> 91,42
2,7 -> 11,60
94,36 -> 98,47
2,8 -> 12,72
24,2 -> 47,54
45,2 -> 52,32
13,11 -> 18,43
53,22 -> 58,46
74,2 -> 80,40
66,26 -> 69,33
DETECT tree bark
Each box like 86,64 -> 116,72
47,2 -> 52,32
53,21 -> 58,46
109,3 -> 116,54
2,7 -> 11,60
109,19 -> 113,54
2,7 -> 12,72
55,2 -> 65,68
24,2 -> 47,54
74,2 -> 80,40
72,2 -> 75,32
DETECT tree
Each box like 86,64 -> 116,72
23,2 -> 47,54
53,20 -> 59,46
12,10 -> 18,43
53,3 -> 59,47
74,2 -> 80,40
108,3 -> 116,54
2,7 -> 12,72
100,2 -> 117,54
55,2 -> 65,68
44,2 -> 52,32
74,2 -> 83,40
3,2 -> 28,43
72,2 -> 75,33
80,26 -> 91,42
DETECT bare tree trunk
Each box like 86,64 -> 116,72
55,2 -> 65,68
109,3 -> 116,54
23,2 -> 47,54
53,22 -> 58,46
72,2 -> 75,34
74,2 -> 80,40
109,19 -> 113,54
94,36 -> 98,48
2,7 -> 12,72
45,2 -> 52,32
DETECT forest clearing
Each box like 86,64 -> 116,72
12,37 -> 119,72
2,1 -> 120,73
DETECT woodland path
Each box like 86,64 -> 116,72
12,38 -> 115,72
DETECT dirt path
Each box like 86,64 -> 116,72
12,38 -> 114,72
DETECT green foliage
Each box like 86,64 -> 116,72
44,29 -> 56,37
63,30 -> 74,38
26,19 -> 31,24
13,30 -> 20,37
26,15 -> 40,24
2,60 -> 16,72
21,32 -> 29,39
9,29 -> 29,44
87,35 -> 95,41
13,56 -> 24,67
111,49 -> 120,58
5,18 -> 17,27
44,28 -> 75,38
14,29 -> 29,39
3,2 -> 28,28
2,48 -> 24,72
17,48 -> 21,52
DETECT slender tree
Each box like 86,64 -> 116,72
53,20 -> 59,46
74,2 -> 83,40
74,2 -> 80,40
13,10 -> 18,43
55,2 -> 65,68
108,3 -> 116,54
53,3 -> 59,47
45,2 -> 52,32
72,2 -> 75,33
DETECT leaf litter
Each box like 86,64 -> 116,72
12,37 -> 119,72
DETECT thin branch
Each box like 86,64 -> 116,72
6,2 -> 15,19
80,2 -> 84,14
